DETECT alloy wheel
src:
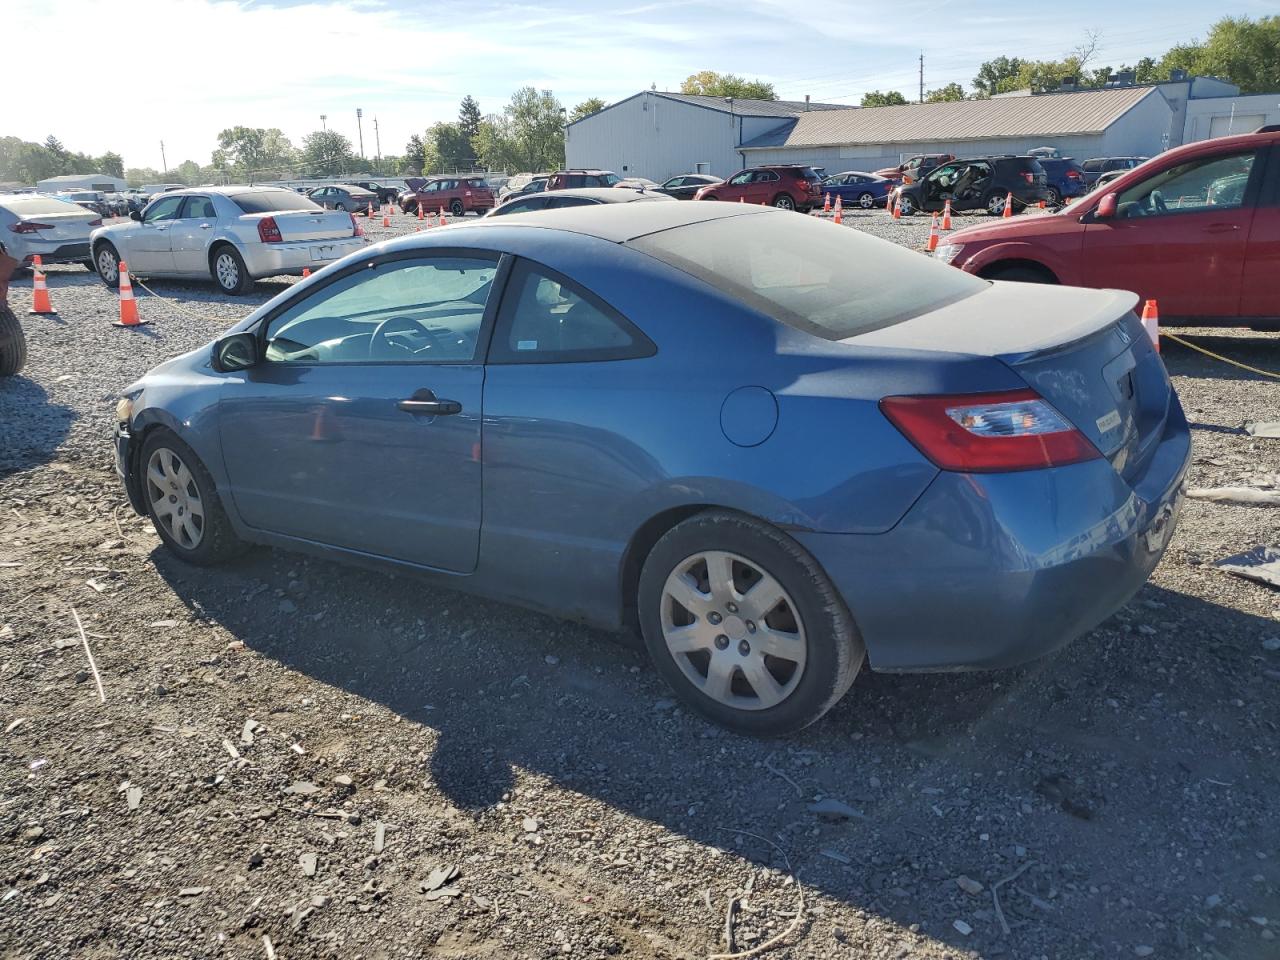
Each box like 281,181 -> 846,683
215,252 -> 239,291
988,194 -> 1007,215
858,192 -> 875,209
97,247 -> 119,283
660,550 -> 807,711
146,447 -> 205,549
774,195 -> 795,211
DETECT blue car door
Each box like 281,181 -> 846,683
217,250 -> 502,572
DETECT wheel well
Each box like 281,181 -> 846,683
977,259 -> 1060,283
208,241 -> 235,270
618,504 -> 714,634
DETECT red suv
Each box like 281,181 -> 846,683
874,153 -> 955,184
693,165 -> 823,211
400,176 -> 495,217
545,169 -> 621,190
934,128 -> 1280,326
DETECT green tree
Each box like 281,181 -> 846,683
458,95 -> 482,145
426,122 -> 474,171
124,166 -> 165,187
403,134 -> 426,173
861,90 -> 909,107
214,126 -> 295,179
972,56 -> 1025,97
175,160 -> 202,184
569,97 -> 607,122
1157,16 -> 1280,93
300,130 -> 355,175
43,136 -> 69,174
680,71 -> 777,100
924,83 -> 966,103
97,151 -> 124,178
472,87 -> 566,173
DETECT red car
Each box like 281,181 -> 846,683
400,176 -> 495,217
874,153 -> 955,184
935,128 -> 1280,326
693,165 -> 823,212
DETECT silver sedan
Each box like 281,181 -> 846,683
0,194 -> 101,269
90,187 -> 367,295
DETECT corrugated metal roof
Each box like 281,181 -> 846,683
655,92 -> 850,118
740,86 -> 1161,149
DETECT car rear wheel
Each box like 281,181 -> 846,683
1045,187 -> 1061,206
139,428 -> 247,566
857,191 -> 876,209
449,199 -> 465,217
95,242 -> 121,288
772,194 -> 796,211
210,245 -> 252,296
0,302 -> 28,378
638,510 -> 864,736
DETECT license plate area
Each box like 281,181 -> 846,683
310,245 -> 334,261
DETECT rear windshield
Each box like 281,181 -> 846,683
1,197 -> 86,215
628,212 -> 985,339
232,190 -> 322,214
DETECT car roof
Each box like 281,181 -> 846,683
460,198 -> 766,242
508,187 -> 672,203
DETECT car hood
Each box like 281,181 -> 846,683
944,212 -> 1074,245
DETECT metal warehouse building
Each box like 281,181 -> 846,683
567,77 -> 1280,181
35,173 -> 128,193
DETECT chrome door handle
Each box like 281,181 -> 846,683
200,223 -> 212,229
397,388 -> 461,416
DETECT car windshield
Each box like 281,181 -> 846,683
232,191 -> 323,214
628,212 -> 985,339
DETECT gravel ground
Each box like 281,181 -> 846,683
2,207 -> 1278,960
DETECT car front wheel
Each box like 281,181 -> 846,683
95,243 -> 121,288
896,193 -> 917,215
139,428 -> 247,565
638,510 -> 864,736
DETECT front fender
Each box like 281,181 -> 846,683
959,240 -> 1073,283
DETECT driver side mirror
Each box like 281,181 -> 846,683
129,210 -> 142,221
1095,192 -> 1118,219
211,332 -> 259,373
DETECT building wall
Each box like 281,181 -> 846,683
36,174 -> 127,192
1183,93 -> 1280,143
566,93 -> 790,180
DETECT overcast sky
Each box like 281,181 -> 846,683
8,0 -> 1262,173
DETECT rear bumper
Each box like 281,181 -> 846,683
797,396 -> 1191,672
240,237 -> 365,278
16,239 -> 91,265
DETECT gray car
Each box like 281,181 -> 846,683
487,187 -> 675,217
90,187 -> 366,295
0,194 -> 100,269
306,184 -> 380,214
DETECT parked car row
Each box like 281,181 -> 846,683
399,176 -> 495,217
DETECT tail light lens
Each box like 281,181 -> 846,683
880,389 -> 1100,472
1021,171 -> 1034,184
9,221 -> 53,234
1066,169 -> 1082,179
350,213 -> 363,237
257,216 -> 283,243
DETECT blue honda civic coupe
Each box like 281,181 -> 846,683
114,203 -> 1189,735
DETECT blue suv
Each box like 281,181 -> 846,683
1038,158 -> 1088,205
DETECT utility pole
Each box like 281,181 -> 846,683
919,52 -> 924,103
160,140 -> 168,175
320,114 -> 327,131
373,116 -> 381,171
356,108 -> 365,161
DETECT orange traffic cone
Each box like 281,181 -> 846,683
941,200 -> 952,231
926,214 -> 940,252
1002,192 -> 1013,218
367,201 -> 374,218
29,255 -> 55,315
833,195 -> 843,225
1038,199 -> 1046,209
892,195 -> 902,220
823,193 -> 831,214
1141,299 -> 1160,353
382,205 -> 390,227
438,208 -> 446,227
301,267 -> 311,278
113,261 -> 146,327
417,202 -> 424,221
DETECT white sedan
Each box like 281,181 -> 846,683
0,194 -> 101,269
90,186 -> 366,295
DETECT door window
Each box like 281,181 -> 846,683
665,177 -> 684,188
263,255 -> 499,364
422,181 -> 440,192
753,171 -> 780,183
1116,151 -> 1257,218
143,195 -> 185,222
728,171 -> 753,186
547,196 -> 598,209
181,196 -> 217,219
490,260 -> 654,364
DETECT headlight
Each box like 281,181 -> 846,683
115,396 -> 134,424
933,243 -> 963,266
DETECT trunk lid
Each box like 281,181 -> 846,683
241,209 -> 354,243
24,210 -> 98,242
851,282 -> 1172,480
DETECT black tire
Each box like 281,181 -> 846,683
637,510 -> 865,736
80,259 -> 96,271
984,191 -> 1011,216
94,241 -> 122,289
138,428 -> 248,566
896,193 -> 918,216
1044,187 -> 1061,206
772,193 -> 796,211
0,303 -> 28,378
857,191 -> 876,209
210,245 -> 252,296
450,199 -> 465,217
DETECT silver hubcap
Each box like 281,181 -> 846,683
98,249 -> 118,282
146,448 -> 205,549
216,254 -> 238,289
859,193 -> 874,208
990,196 -> 1006,214
661,551 -> 806,711
775,197 -> 794,210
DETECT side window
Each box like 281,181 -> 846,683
755,171 -> 779,183
181,196 -> 217,219
263,255 -> 499,364
490,260 -> 655,364
547,196 -> 598,209
1117,151 -> 1256,217
666,177 -> 684,188
143,195 -> 185,222
423,181 -> 439,193
728,171 -> 752,186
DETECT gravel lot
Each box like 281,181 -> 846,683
2,207 -> 1278,960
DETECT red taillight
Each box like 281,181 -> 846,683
257,216 -> 283,243
880,389 -> 1100,473
8,221 -> 53,234
89,218 -> 103,226
1021,171 -> 1034,184
1066,169 -> 1082,179
350,213 -> 363,237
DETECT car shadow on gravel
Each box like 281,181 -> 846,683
151,542 -> 1280,956
0,376 -> 75,475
